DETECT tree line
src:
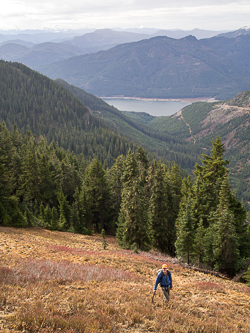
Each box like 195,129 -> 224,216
1,122 -> 250,277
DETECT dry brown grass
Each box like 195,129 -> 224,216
0,226 -> 250,332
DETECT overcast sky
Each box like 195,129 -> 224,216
1,0 -> 250,32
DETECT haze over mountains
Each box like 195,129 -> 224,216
37,33 -> 250,100
1,27 -> 249,100
0,27 -> 224,67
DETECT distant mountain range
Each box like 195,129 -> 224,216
37,34 -> 250,100
1,28 -> 250,100
0,27 -> 234,69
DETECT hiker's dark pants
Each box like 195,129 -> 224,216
161,286 -> 170,301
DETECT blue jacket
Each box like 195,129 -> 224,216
154,270 -> 172,291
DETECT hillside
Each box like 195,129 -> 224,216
0,30 -> 150,69
0,227 -> 249,332
0,42 -> 84,67
0,28 -> 225,70
0,60 -> 140,166
147,91 -> 250,206
57,79 -> 202,169
38,34 -> 250,100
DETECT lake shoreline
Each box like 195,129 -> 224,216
101,96 -> 217,103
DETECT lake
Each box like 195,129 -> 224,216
102,98 -> 191,117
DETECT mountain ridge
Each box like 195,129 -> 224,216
38,34 -> 250,100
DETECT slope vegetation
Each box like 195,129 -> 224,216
148,91 -> 250,206
0,60 -> 138,166
57,79 -> 202,169
0,227 -> 249,332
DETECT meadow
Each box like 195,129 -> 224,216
0,227 -> 250,332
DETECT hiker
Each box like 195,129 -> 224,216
153,264 -> 172,301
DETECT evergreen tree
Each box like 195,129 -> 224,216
84,158 -> 112,233
212,173 -> 240,275
106,155 -> 125,226
243,265 -> 250,287
117,151 -> 149,249
57,187 -> 71,230
73,187 -> 91,234
193,218 -> 205,267
119,177 -> 149,249
44,205 -> 52,228
175,196 -> 195,264
148,163 -> 170,252
50,206 -> 58,230
101,229 -> 108,250
193,136 -> 229,227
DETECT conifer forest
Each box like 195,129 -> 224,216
0,60 -> 250,283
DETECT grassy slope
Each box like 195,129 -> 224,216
1,227 -> 250,332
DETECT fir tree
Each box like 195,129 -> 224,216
119,177 -> 149,249
84,158 -> 112,233
148,163 -> 170,252
57,188 -> 71,230
212,173 -> 240,275
193,218 -> 205,267
101,229 -> 108,250
243,266 -> 250,287
117,151 -> 149,249
175,196 -> 195,264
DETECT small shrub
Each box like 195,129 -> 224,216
242,266 -> 250,287
131,243 -> 138,254
101,229 -> 108,250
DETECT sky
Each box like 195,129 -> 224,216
1,0 -> 250,32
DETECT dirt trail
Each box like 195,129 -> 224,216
179,109 -> 196,143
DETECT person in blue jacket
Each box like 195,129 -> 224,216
153,264 -> 172,301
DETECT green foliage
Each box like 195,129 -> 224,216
117,151 -> 149,250
148,162 -> 170,252
57,79 -> 202,171
242,266 -> 250,287
175,196 -> 195,265
83,158 -> 112,233
175,137 -> 247,275
101,229 -> 108,250
0,60 -> 137,168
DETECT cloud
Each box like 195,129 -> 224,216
1,0 -> 250,31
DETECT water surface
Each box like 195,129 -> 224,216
102,98 -> 191,117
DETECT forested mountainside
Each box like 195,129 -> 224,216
0,60 -> 249,279
146,91 -> 250,207
0,60 -> 139,166
39,34 -> 250,100
57,79 -> 202,170
0,119 -> 185,257
1,120 -> 249,277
